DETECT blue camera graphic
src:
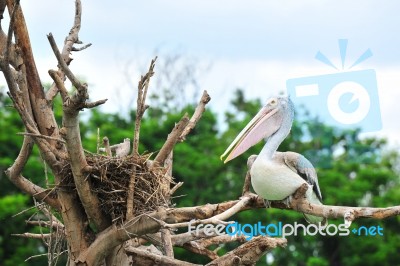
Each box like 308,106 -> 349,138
287,69 -> 382,132
286,40 -> 382,133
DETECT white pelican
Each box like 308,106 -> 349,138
221,96 -> 326,225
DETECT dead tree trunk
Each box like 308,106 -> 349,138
2,1 -> 400,265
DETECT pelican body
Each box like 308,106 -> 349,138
221,96 -> 325,224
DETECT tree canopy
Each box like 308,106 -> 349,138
1,86 -> 399,265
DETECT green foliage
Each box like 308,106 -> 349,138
1,87 -> 399,265
0,195 -> 48,266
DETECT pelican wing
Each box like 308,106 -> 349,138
275,151 -> 322,201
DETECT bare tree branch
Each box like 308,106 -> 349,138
48,69 -> 69,102
161,228 -> 174,257
12,232 -> 58,240
5,172 -> 60,209
125,246 -> 201,266
17,132 -> 66,144
71,43 -> 92,52
126,57 -> 157,220
288,183 -> 400,221
132,57 -> 156,156
76,212 -> 166,265
170,181 -> 183,195
48,30 -> 110,232
154,114 -> 190,165
46,0 -> 86,102
179,90 -> 211,141
6,0 -> 60,142
27,220 -> 65,232
47,32 -> 85,91
84,99 -> 108,109
196,234 -> 247,248
205,236 -> 287,266
4,0 -> 18,62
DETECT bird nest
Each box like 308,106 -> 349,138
60,153 -> 171,224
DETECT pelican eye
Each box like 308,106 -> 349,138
269,98 -> 277,106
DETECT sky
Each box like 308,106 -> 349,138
2,0 -> 400,147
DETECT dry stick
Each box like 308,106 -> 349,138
182,242 -> 219,260
48,70 -> 69,102
6,173 -> 60,209
179,90 -> 211,141
161,228 -> 174,258
17,132 -> 66,144
168,194 -> 253,229
46,0 -> 89,102
71,43 -> 92,52
4,0 -> 19,62
126,57 -> 157,221
154,115 -> 190,165
170,182 -> 183,195
196,234 -> 247,248
205,236 -> 287,266
47,33 -> 83,90
125,246 -> 201,266
12,232 -> 55,239
132,57 -> 157,156
27,220 -> 65,232
96,128 -> 100,154
160,150 -> 174,257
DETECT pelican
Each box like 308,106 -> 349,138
221,96 -> 326,225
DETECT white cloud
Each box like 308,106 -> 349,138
1,0 -> 399,147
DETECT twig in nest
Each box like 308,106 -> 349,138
170,182 -> 183,195
87,154 -> 169,222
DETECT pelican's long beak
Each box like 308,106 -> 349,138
220,106 -> 281,163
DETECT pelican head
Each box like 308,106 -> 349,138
221,96 -> 294,163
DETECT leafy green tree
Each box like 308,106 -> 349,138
2,85 -> 399,265
0,88 -> 49,265
79,88 -> 400,265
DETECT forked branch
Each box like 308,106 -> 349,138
126,57 -> 157,221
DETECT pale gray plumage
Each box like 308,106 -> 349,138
100,138 -> 131,157
274,151 -> 322,201
221,96 -> 326,225
112,138 -> 131,157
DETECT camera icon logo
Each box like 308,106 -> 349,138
286,40 -> 382,133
